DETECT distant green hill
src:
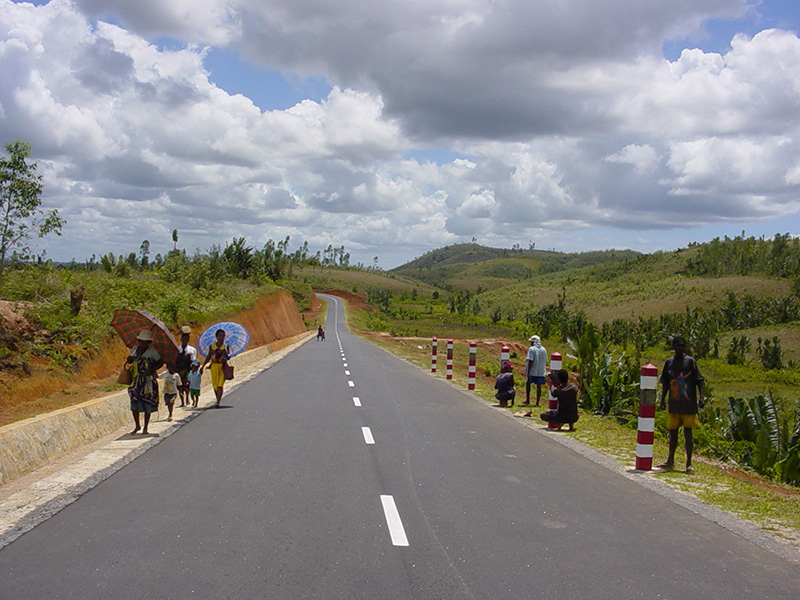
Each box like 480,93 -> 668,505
387,239 -> 796,323
391,242 -> 643,292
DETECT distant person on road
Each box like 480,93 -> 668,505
525,335 -> 547,406
493,361 -> 516,408
175,325 -> 197,407
162,364 -> 182,422
540,369 -> 579,430
126,329 -> 163,435
187,360 -> 202,408
658,335 -> 705,473
201,329 -> 230,408
317,326 -> 325,341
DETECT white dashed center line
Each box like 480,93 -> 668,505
348,381 -> 355,387
362,427 -> 375,444
380,495 -> 409,547
353,397 -> 361,407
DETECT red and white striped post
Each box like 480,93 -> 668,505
446,340 -> 454,380
431,338 -> 438,373
500,345 -> 510,371
468,342 -> 477,390
636,363 -> 659,471
547,352 -> 562,429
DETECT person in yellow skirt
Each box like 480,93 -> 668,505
200,328 -> 230,408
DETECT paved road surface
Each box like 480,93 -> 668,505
1,295 -> 799,599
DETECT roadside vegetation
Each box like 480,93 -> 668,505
3,225 -> 800,543
0,234 -> 375,424
322,237 -> 800,493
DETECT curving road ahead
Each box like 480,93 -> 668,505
1,294 -> 799,599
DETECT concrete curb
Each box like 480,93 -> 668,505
0,331 -> 314,550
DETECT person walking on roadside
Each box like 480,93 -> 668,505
200,328 -> 230,408
524,335 -> 547,406
658,335 -> 705,473
187,360 -> 202,408
126,329 -> 163,435
175,325 -> 197,407
161,364 -> 182,422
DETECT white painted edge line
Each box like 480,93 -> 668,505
353,396 -> 362,407
348,381 -> 355,387
380,495 -> 409,547
362,427 -> 375,444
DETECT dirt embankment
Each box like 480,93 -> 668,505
0,290 -> 308,427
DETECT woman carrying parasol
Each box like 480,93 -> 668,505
200,328 -> 230,408
126,329 -> 164,434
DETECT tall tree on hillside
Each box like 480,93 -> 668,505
0,140 -> 64,281
139,239 -> 150,269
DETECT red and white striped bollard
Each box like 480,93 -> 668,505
636,363 -> 658,470
431,338 -> 438,373
500,345 -> 510,371
548,352 -> 562,429
446,340 -> 454,380
468,342 -> 477,390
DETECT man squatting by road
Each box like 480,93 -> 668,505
658,335 -> 705,474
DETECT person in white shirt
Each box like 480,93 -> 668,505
162,364 -> 183,422
175,325 -> 197,406
187,360 -> 202,408
524,335 -> 547,406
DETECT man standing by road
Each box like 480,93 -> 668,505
524,335 -> 547,406
658,335 -> 705,473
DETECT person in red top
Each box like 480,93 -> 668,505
658,335 -> 705,473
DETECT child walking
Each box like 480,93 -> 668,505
187,360 -> 202,408
162,364 -> 182,422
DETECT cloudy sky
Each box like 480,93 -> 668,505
2,0 -> 799,268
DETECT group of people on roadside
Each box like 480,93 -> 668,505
123,326 -> 232,435
493,335 -> 578,430
494,333 -> 705,468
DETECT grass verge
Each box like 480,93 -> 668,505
344,307 -> 800,555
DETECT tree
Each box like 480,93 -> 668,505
139,239 -> 150,269
0,140 -> 64,281
172,229 -> 178,251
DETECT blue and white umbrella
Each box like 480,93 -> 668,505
197,322 -> 250,358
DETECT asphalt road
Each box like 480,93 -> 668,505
1,294 -> 799,599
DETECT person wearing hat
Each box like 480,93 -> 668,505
175,325 -> 197,406
525,334 -> 547,406
125,329 -> 163,434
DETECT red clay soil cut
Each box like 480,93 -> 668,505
0,290 -> 308,426
322,289 -> 374,312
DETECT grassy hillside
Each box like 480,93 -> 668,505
392,242 -> 643,291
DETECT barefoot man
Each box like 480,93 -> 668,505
658,335 -> 705,473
